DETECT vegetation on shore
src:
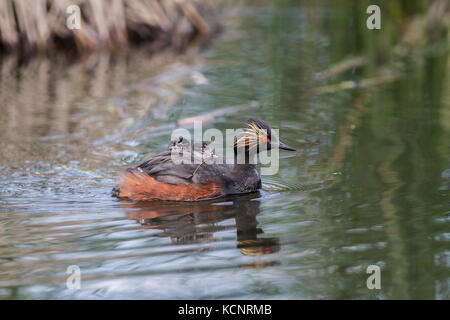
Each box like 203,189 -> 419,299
0,0 -> 220,55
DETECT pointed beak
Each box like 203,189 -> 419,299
279,141 -> 296,151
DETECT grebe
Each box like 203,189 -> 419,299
114,118 -> 295,201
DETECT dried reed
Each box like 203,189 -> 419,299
0,0 -> 220,55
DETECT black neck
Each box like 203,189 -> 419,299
233,146 -> 257,166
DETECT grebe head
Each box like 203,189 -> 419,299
193,141 -> 216,159
234,118 -> 296,153
168,136 -> 191,154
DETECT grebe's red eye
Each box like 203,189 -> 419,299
263,136 -> 270,142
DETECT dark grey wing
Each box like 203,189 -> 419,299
136,151 -> 198,185
137,151 -> 172,171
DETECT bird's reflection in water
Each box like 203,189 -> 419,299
122,193 -> 280,258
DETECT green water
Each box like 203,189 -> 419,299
0,1 -> 448,299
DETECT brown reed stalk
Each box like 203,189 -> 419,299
0,0 -> 220,55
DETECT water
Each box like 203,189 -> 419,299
0,2 -> 449,299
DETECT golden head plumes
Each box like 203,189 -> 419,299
234,121 -> 269,153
